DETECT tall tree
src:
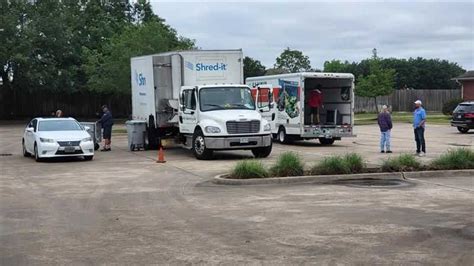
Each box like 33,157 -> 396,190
356,59 -> 396,112
84,20 -> 195,94
243,56 -> 266,79
274,47 -> 311,73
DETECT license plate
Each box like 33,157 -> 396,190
64,146 -> 75,153
458,115 -> 462,118
240,137 -> 249,144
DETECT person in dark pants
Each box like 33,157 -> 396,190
308,84 -> 324,125
97,105 -> 113,151
377,105 -> 393,153
413,100 -> 427,157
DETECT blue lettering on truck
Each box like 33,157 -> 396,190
134,70 -> 146,86
185,61 -> 227,71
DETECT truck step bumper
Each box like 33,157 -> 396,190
205,135 -> 272,150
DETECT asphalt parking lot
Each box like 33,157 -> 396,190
0,122 -> 473,264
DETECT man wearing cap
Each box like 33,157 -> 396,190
97,105 -> 114,151
413,100 -> 426,156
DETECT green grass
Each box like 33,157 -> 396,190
381,154 -> 422,172
430,148 -> 474,170
231,160 -> 269,179
355,112 -> 450,125
270,152 -> 304,177
311,153 -> 365,175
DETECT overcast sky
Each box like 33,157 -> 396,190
151,1 -> 474,70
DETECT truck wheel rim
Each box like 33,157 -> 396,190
279,130 -> 284,142
195,136 -> 205,154
35,146 -> 38,159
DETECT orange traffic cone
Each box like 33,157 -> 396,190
156,146 -> 166,163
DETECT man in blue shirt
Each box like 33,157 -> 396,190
413,100 -> 426,156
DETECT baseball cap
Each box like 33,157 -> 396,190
414,100 -> 422,105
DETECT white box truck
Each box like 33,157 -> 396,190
131,49 -> 272,159
246,72 -> 356,145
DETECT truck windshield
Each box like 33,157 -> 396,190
200,87 -> 255,112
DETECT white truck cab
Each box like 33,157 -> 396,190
131,50 -> 272,159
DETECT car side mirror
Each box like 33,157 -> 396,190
84,126 -> 91,131
26,127 -> 34,132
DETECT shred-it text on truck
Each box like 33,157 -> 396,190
247,72 -> 356,145
130,50 -> 273,159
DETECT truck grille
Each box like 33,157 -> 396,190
57,141 -> 81,147
226,120 -> 260,134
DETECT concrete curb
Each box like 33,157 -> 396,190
212,169 -> 474,186
213,172 -> 403,186
403,169 -> 474,179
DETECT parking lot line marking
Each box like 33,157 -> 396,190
407,178 -> 474,193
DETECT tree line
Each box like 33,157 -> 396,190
244,48 -> 465,91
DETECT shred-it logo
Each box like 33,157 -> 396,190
135,70 -> 146,86
185,61 -> 227,71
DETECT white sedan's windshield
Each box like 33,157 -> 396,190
38,120 -> 83,131
200,87 -> 255,112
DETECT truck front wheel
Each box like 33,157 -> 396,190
278,127 -> 292,144
252,142 -> 272,158
193,129 -> 213,160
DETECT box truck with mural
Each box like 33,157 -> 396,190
130,50 -> 272,159
247,72 -> 356,145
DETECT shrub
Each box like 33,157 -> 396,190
270,152 -> 304,177
312,155 -> 350,175
311,153 -> 365,175
442,98 -> 463,115
231,160 -> 269,179
430,148 -> 474,170
381,154 -> 421,172
344,153 -> 365,173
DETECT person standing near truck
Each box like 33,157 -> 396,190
98,105 -> 113,152
308,84 -> 323,124
377,105 -> 393,153
413,100 -> 427,156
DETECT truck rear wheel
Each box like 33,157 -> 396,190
319,138 -> 335,145
252,142 -> 272,158
193,129 -> 213,160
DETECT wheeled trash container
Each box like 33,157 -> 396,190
81,122 -> 102,150
125,120 -> 147,151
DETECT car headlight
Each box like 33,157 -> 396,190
264,123 -> 271,131
39,138 -> 55,143
81,137 -> 92,142
205,126 -> 221,133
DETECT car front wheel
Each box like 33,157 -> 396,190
34,143 -> 42,162
22,140 -> 30,157
457,127 -> 469,133
84,156 -> 93,161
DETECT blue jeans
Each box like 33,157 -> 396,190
414,127 -> 426,153
380,130 -> 391,151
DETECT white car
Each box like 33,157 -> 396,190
22,117 -> 95,162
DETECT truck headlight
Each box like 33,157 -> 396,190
264,123 -> 271,131
81,137 -> 92,142
205,126 -> 221,133
40,138 -> 55,143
